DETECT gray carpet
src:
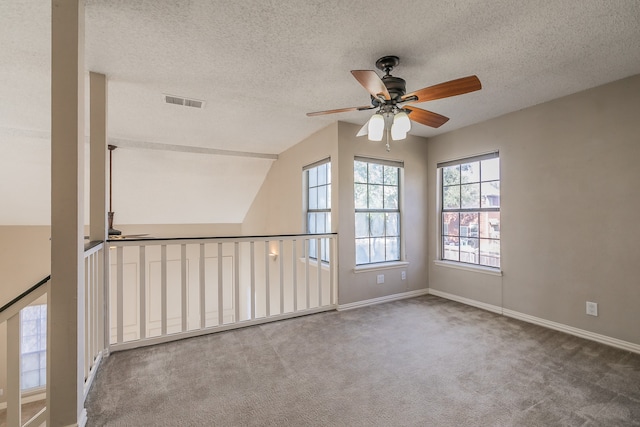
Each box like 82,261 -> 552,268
85,295 -> 640,426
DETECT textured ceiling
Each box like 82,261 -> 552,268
2,0 -> 640,155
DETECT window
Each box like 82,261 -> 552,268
439,152 -> 500,268
20,304 -> 47,390
305,159 -> 331,262
354,158 -> 402,265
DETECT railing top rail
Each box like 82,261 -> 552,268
0,275 -> 51,314
107,233 -> 337,246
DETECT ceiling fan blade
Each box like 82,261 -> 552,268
402,75 -> 481,103
307,105 -> 374,117
351,70 -> 391,100
405,106 -> 450,128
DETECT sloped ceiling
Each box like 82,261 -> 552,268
1,0 -> 640,224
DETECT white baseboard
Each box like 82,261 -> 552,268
428,288 -> 640,354
77,408 -> 88,427
427,288 -> 503,314
502,308 -> 640,354
337,289 -> 429,311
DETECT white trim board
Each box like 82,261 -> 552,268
337,289 -> 429,311
427,288 -> 640,354
0,391 -> 45,410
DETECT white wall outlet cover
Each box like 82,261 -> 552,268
377,274 -> 384,284
401,271 -> 406,280
586,301 -> 598,316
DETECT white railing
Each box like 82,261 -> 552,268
107,234 -> 338,351
83,241 -> 106,399
0,241 -> 107,427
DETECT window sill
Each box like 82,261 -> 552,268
298,257 -> 331,271
433,260 -> 502,276
353,261 -> 409,273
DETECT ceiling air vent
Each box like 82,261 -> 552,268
163,94 -> 205,109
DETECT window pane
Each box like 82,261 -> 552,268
309,187 -> 318,209
354,184 -> 368,209
355,213 -> 369,238
354,161 -> 368,183
326,162 -> 332,184
325,213 -> 331,234
480,212 -> 500,239
384,166 -> 398,185
371,238 -> 386,263
461,161 -> 480,183
442,165 -> 460,185
386,237 -> 400,261
317,163 -> 327,185
309,239 -> 317,258
443,186 -> 460,209
442,212 -> 459,236
370,213 -> 385,237
461,183 -> 480,209
368,163 -> 383,184
326,185 -> 332,209
308,213 -> 317,233
460,212 -> 479,238
480,239 -> 500,268
317,185 -> 327,209
481,158 -> 500,181
443,237 -> 459,261
386,213 -> 399,237
481,181 -> 500,208
22,371 -> 40,390
369,185 -> 383,209
316,213 -> 326,233
308,168 -> 317,187
384,186 -> 398,210
356,238 -> 370,264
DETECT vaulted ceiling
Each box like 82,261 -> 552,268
1,0 -> 640,224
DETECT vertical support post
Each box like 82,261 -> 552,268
234,242 -> 240,322
317,238 -> 322,307
279,240 -> 284,314
116,247 -> 124,344
89,72 -> 107,242
199,244 -> 205,328
292,239 -> 297,312
250,241 -> 255,319
7,314 -> 21,427
161,245 -> 167,335
265,240 -> 270,317
217,242 -> 223,326
181,244 -> 187,332
139,245 -> 146,339
49,0 -> 86,425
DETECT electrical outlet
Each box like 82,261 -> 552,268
586,301 -> 598,316
377,274 -> 384,284
401,271 -> 406,280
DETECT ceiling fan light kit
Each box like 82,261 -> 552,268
307,55 -> 482,151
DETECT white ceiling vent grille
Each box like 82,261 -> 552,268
163,94 -> 205,109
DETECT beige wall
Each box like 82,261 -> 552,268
0,226 -> 51,404
242,123 -> 339,235
427,74 -> 640,345
243,121 -> 430,305
336,122 -> 429,304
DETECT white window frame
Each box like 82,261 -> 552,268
304,158 -> 331,262
354,157 -> 404,266
437,152 -> 501,270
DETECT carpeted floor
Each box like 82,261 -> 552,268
85,295 -> 640,426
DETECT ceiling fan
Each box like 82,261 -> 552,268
307,55 -> 481,150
